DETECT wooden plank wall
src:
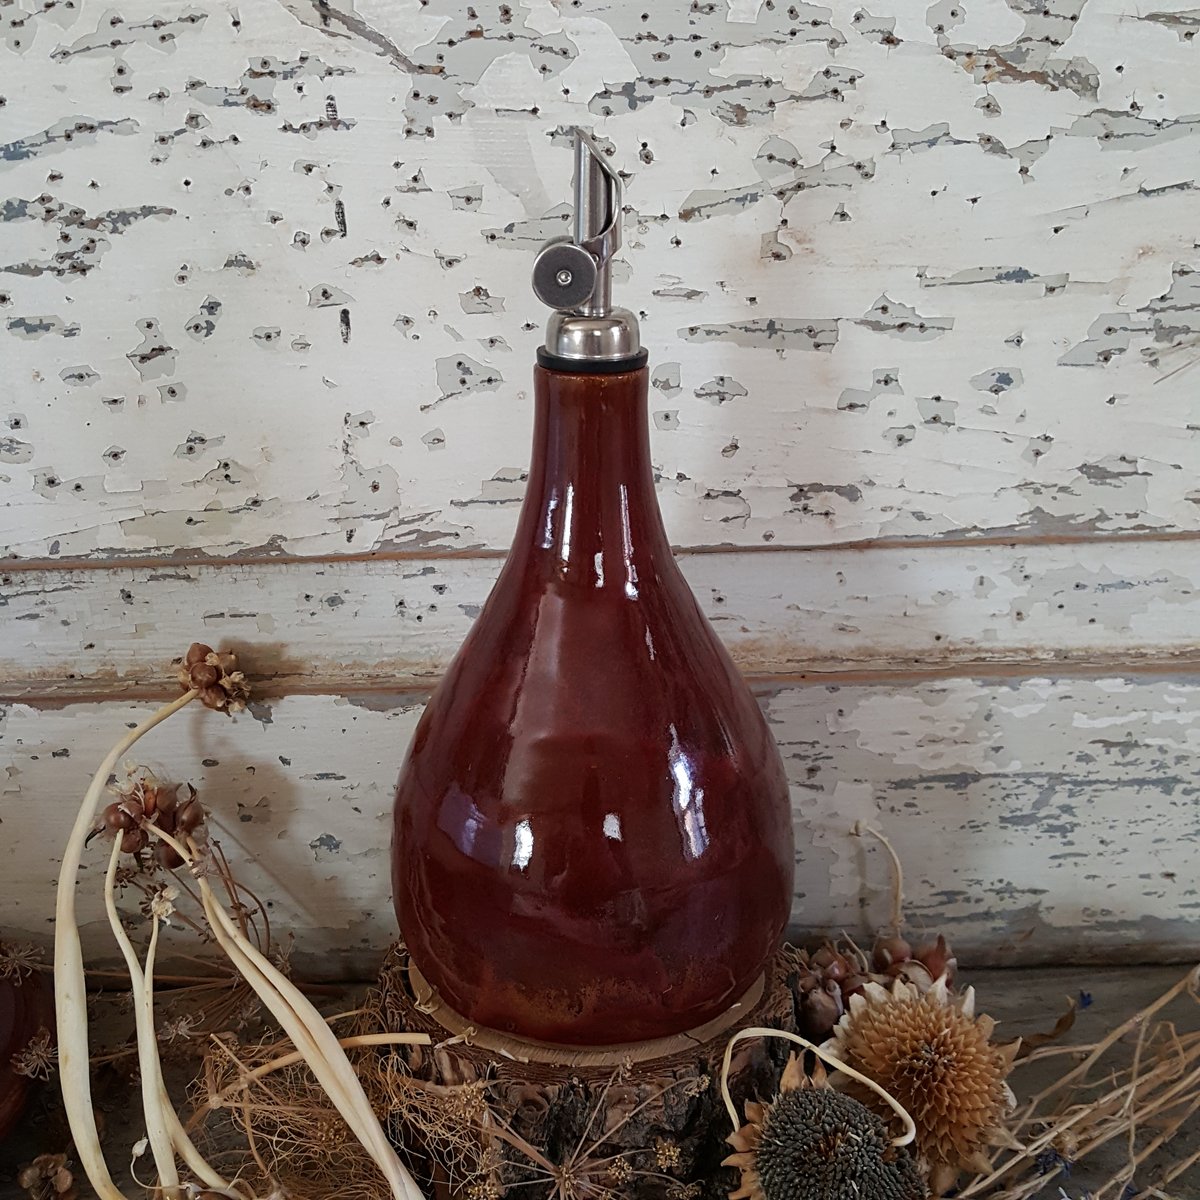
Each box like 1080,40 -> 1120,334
2,0 -> 1199,973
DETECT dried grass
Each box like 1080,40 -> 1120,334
958,963 -> 1200,1199
190,993 -> 491,1200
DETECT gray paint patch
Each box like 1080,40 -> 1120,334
971,367 -> 1024,394
459,286 -> 504,314
695,377 -> 748,405
856,295 -> 953,339
426,355 -> 502,412
682,318 -> 839,351
6,315 -> 79,338
651,362 -> 682,396
0,438 -> 33,464
1,116 -> 139,164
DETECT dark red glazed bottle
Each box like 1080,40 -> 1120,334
391,132 -> 794,1045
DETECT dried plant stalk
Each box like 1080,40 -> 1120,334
54,689 -> 199,1200
54,647 -> 427,1200
958,964 -> 1200,1199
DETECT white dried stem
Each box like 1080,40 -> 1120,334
852,820 -> 905,933
1093,1095 -> 1200,1199
144,824 -> 426,1200
141,904 -> 183,1198
195,873 -> 421,1198
54,689 -> 198,1200
103,834 -> 229,1194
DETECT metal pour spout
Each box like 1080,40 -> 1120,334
531,129 -> 641,366
572,132 -> 614,317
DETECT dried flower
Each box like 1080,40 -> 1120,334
606,1157 -> 634,1184
178,642 -> 251,713
724,1056 -> 926,1200
467,1181 -> 504,1200
11,1027 -> 56,1081
820,975 -> 1019,1195
157,1013 -> 199,1043
655,1137 -> 683,1171
0,941 -> 44,982
148,884 -> 179,923
16,1153 -> 75,1199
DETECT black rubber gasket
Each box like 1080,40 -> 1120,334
536,347 -> 649,374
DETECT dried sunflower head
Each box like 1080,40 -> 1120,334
724,1055 -> 926,1200
820,975 -> 1019,1196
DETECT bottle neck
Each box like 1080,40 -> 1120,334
510,365 -> 672,589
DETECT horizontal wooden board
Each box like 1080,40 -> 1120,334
3,539 -> 1199,698
2,1 -> 1200,559
4,676 -> 1198,974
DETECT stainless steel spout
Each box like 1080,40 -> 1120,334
531,129 -> 641,366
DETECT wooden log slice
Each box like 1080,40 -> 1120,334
375,945 -> 801,1198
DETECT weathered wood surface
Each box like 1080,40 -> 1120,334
2,0 -> 1200,559
5,538 -> 1200,696
4,677 -> 1198,971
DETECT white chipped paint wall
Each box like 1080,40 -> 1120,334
1,0 -> 1199,971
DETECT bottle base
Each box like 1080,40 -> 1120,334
408,958 -> 766,1065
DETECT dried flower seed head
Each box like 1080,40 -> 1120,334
820,976 -> 1018,1196
724,1055 -> 926,1200
0,941 -> 44,982
148,884 -> 179,922
606,1157 -> 634,1184
12,1027 -> 56,1081
16,1153 -> 75,1198
178,642 -> 250,712
93,770 -> 207,864
467,1181 -> 504,1200
655,1138 -> 683,1170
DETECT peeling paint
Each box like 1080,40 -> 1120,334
3,681 -> 1198,970
0,0 -> 1196,562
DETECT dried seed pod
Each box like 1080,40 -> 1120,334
797,981 -> 844,1041
914,935 -> 956,985
101,802 -> 136,832
119,828 -> 147,855
154,841 -> 184,870
189,662 -> 220,688
176,787 -> 204,835
841,972 -> 871,999
811,945 -> 848,973
117,797 -> 145,824
184,642 -> 213,666
198,684 -> 229,710
208,650 -> 238,675
891,960 -> 936,992
873,935 -> 913,972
